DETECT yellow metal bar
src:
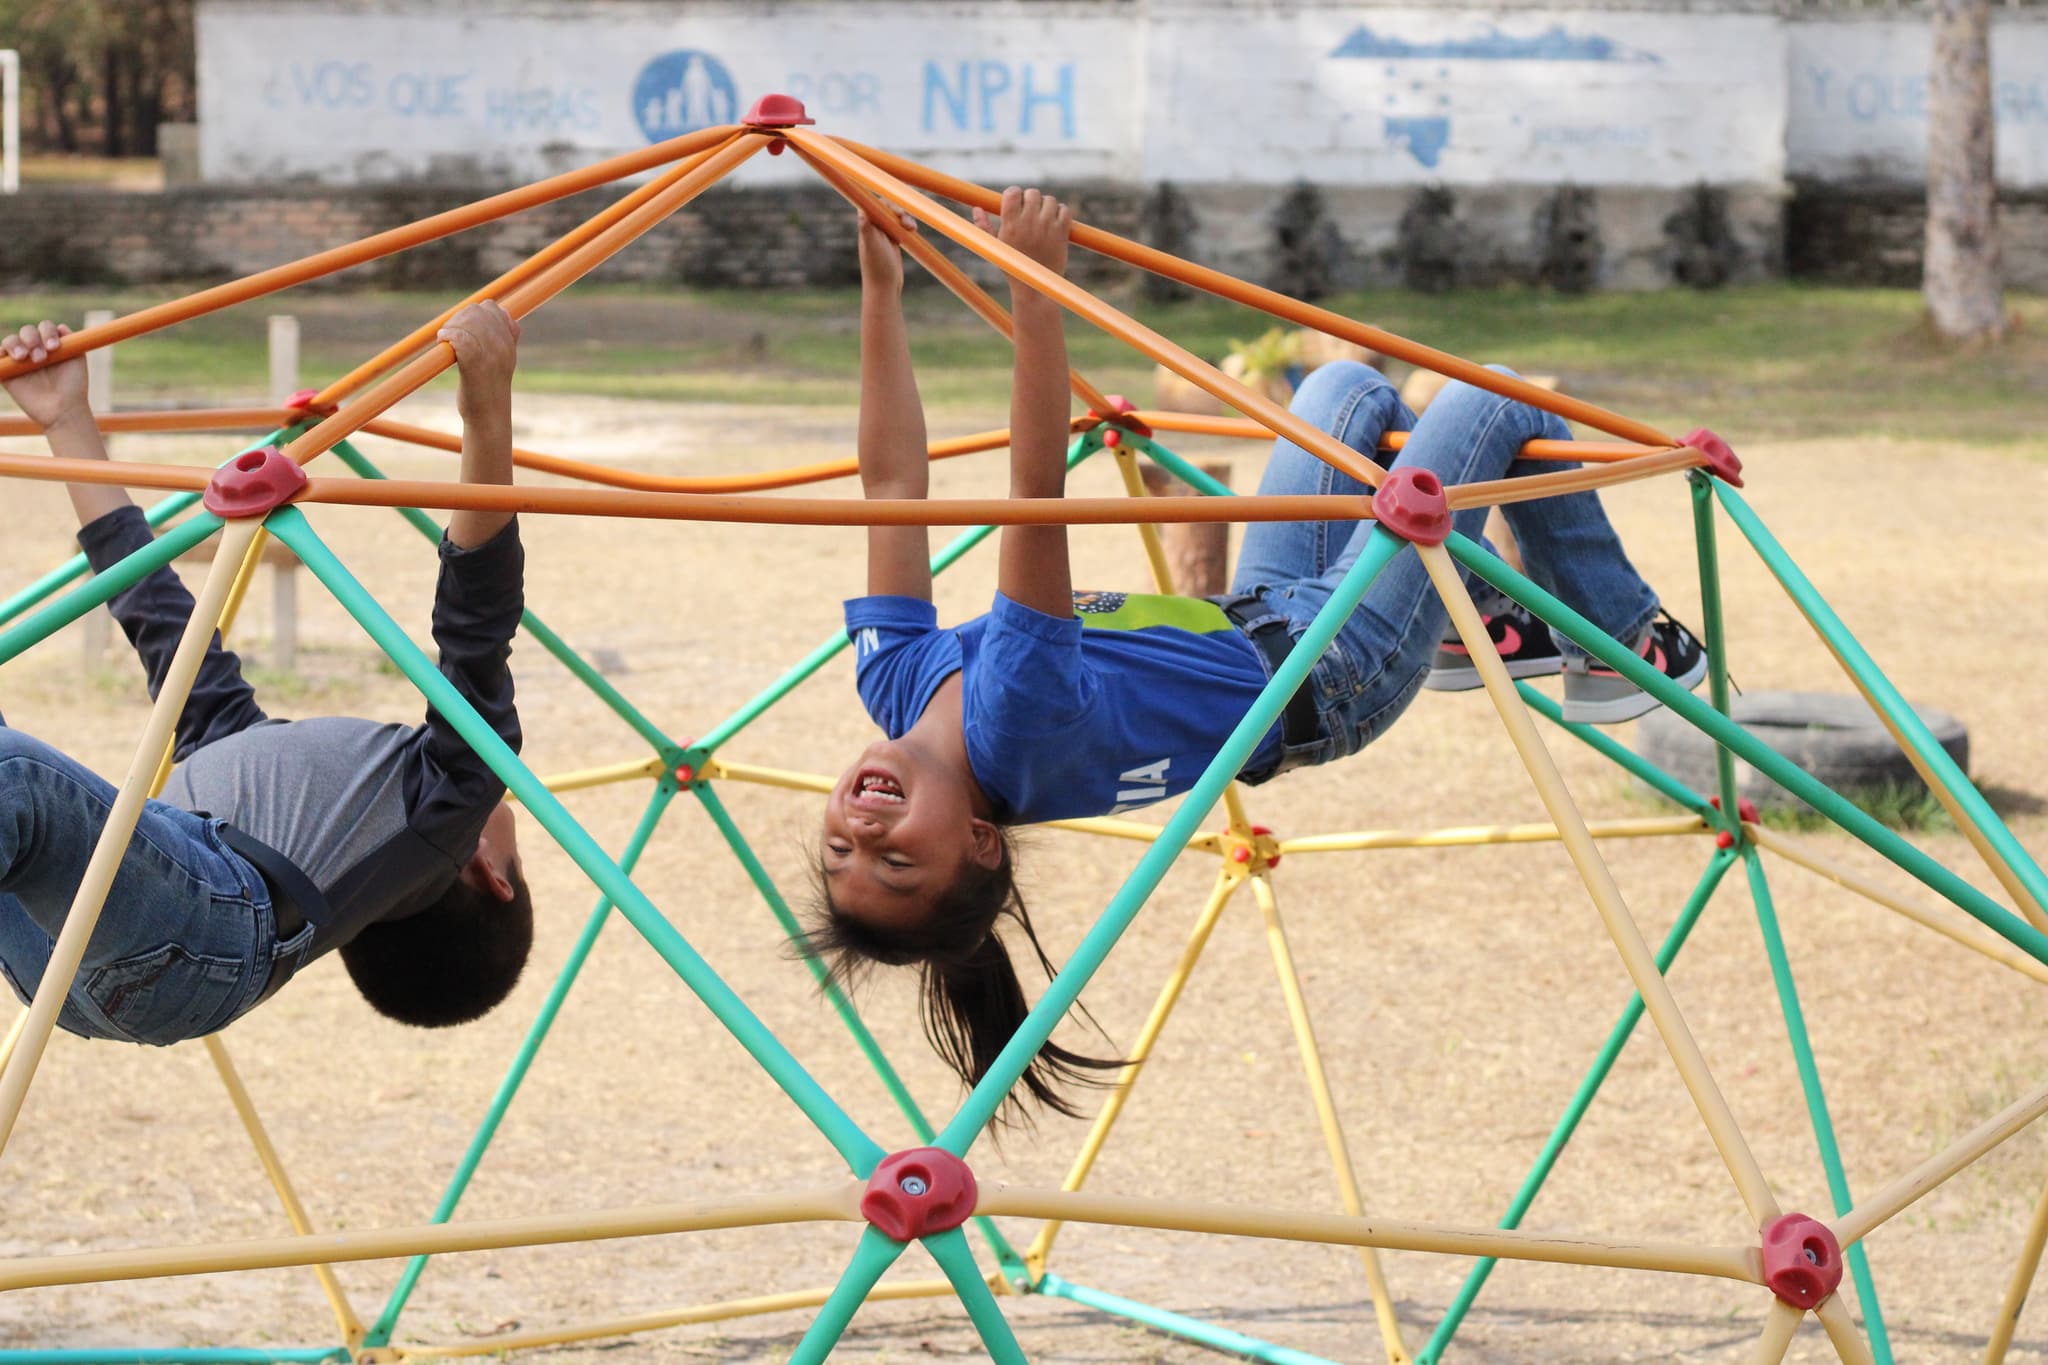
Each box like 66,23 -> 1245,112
1748,825 -> 2048,988
1801,615 -> 2048,932
1751,1300 -> 1804,1363
1250,872 -> 1409,1364
509,754 -> 669,800
204,1035 -> 365,1344
1111,444 -> 1178,597
404,1277 -> 968,1356
1835,1074 -> 2048,1249
981,1186 -> 1761,1282
1418,541 -> 1783,1230
1277,813 -> 1709,855
1983,1169 -> 2048,1364
0,1185 -> 864,1291
701,758 -> 1225,851
1026,868 -> 1243,1277
0,1008 -> 25,1076
1815,1293 -> 1875,1364
0,517 -> 263,1157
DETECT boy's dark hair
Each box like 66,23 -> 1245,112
338,868 -> 534,1028
800,831 -> 1120,1124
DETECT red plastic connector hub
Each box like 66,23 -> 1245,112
1682,427 -> 1743,488
282,388 -> 337,419
1101,428 -> 1122,448
1759,1213 -> 1843,1309
203,447 -> 308,519
743,93 -> 814,128
1716,830 -> 1736,850
1370,467 -> 1452,546
860,1148 -> 977,1242
1709,795 -> 1761,824
1092,394 -> 1153,438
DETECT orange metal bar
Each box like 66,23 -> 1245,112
277,134 -> 763,471
312,141 -> 729,408
0,407 -> 292,437
831,136 -> 1679,450
791,141 -> 1119,417
787,129 -> 1391,489
360,416 -> 1007,493
0,125 -> 743,382
0,451 -> 208,493
1445,446 -> 1704,511
1126,411 -> 1665,464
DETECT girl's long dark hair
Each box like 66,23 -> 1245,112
801,831 -> 1120,1123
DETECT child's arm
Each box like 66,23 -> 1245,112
856,208 -> 934,601
0,320 -> 266,754
986,188 -> 1075,619
438,300 -> 520,550
0,321 -> 131,526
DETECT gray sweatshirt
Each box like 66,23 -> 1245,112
79,506 -> 524,978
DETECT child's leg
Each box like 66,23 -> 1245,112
1229,361 -> 1413,595
0,728 -> 274,1044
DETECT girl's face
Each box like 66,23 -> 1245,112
821,738 -> 1001,930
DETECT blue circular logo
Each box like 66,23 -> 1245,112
632,50 -> 739,142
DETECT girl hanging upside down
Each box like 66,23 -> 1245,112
804,188 -> 1706,1121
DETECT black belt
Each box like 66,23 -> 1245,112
212,822 -> 329,1003
1213,595 -> 1322,754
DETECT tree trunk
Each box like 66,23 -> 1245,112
1925,0 -> 2006,344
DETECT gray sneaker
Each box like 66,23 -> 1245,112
1560,613 -> 1708,724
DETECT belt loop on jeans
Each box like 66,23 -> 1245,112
1213,594 -> 1321,753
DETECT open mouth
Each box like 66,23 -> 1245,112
854,770 -> 905,804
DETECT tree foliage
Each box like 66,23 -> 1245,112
0,0 -> 195,157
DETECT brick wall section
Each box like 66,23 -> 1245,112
1786,181 -> 2048,292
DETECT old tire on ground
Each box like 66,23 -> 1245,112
1634,690 -> 1969,812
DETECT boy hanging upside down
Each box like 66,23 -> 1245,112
0,303 -> 535,1044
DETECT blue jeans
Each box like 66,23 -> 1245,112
1230,361 -> 1660,771
0,726 -> 303,1045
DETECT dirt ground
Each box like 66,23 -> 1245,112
0,390 -> 2044,1365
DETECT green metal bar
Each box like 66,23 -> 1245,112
1742,846 -> 1893,1362
1516,681 -> 1715,818
364,778 -> 681,1348
1716,480 -> 2048,914
0,1351 -> 345,1364
0,513 -> 224,667
924,1227 -> 1028,1365
936,531 -> 1407,1154
788,1226 -> 908,1365
1691,476 -> 1745,834
689,433 -> 1104,759
690,781 -> 1029,1279
1038,1273 -> 1341,1365
1420,846 -> 1738,1363
327,439 -> 680,758
266,506 -> 883,1173
0,424 -> 293,634
1447,532 -> 2048,967
1125,432 -> 1234,498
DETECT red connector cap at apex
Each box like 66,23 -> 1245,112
1759,1212 -> 1843,1309
1089,394 -> 1153,439
743,93 -> 814,155
860,1148 -> 978,1242
1710,795 -> 1762,824
1371,467 -> 1452,546
1682,428 -> 1743,487
282,388 -> 337,419
204,447 -> 308,519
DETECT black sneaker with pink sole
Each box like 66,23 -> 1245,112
1423,599 -> 1564,692
1560,611 -> 1708,724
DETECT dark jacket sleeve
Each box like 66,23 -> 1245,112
405,517 -> 524,858
77,506 -> 268,761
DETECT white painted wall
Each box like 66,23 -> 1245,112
1787,15 -> 2048,185
197,0 -> 1796,189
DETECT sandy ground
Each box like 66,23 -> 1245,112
0,390 -> 2044,1364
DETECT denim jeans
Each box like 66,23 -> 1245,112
0,725 -> 306,1045
1230,361 -> 1660,771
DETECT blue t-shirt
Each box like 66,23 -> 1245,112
845,590 -> 1283,823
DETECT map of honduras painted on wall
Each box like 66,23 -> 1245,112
1328,23 -> 1662,170
633,50 -> 739,141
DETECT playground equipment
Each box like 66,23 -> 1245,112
0,96 -> 2044,1363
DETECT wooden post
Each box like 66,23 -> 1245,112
80,308 -> 114,669
266,314 -> 300,404
1139,460 -> 1233,595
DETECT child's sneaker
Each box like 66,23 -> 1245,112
1560,611 -> 1708,724
1424,599 -> 1564,692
